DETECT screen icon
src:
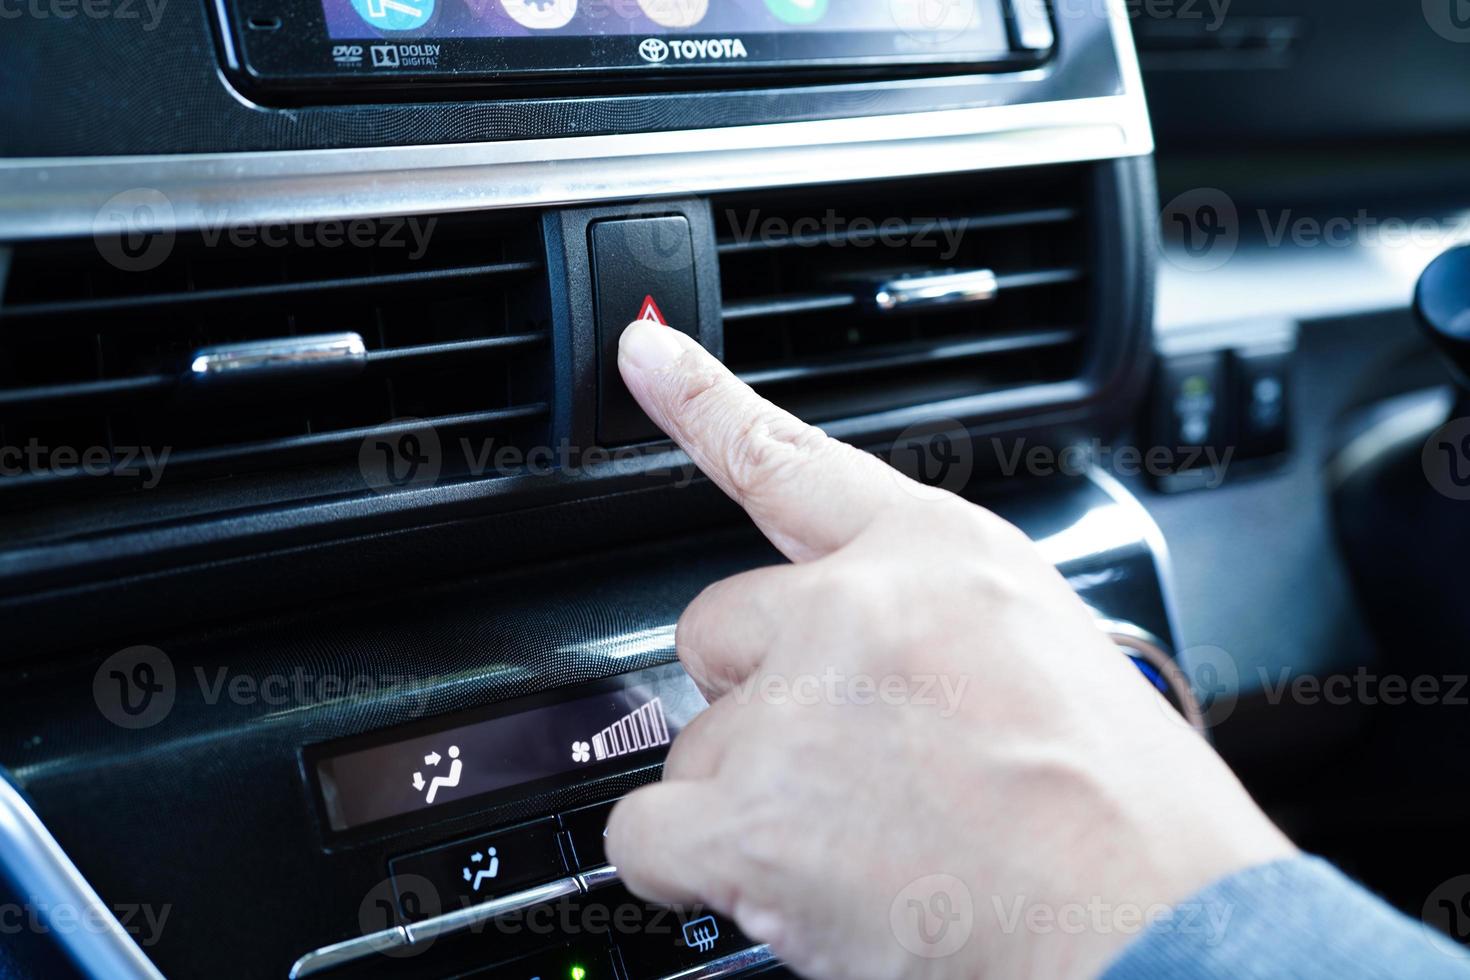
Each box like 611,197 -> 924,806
636,0 -> 708,29
499,0 -> 578,30
636,294 -> 668,325
411,744 -> 464,804
682,916 -> 720,953
763,0 -> 827,25
350,0 -> 434,32
462,847 -> 500,892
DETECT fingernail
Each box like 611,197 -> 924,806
620,319 -> 689,373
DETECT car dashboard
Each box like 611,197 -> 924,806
9,0 -> 1463,976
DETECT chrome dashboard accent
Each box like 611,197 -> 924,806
187,333 -> 367,384
1083,466 -> 1185,652
0,774 -> 166,980
288,867 -> 619,976
0,106 -> 1148,243
658,944 -> 777,980
287,926 -> 409,979
402,875 -> 583,945
868,269 -> 999,313
0,0 -> 1151,241
575,862 -> 621,891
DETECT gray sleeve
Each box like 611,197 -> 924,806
1102,855 -> 1470,979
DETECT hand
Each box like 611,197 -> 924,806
605,320 -> 1294,980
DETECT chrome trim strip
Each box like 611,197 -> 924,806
657,944 -> 777,980
0,775 -> 166,980
402,876 -> 583,945
0,100 -> 1148,242
1085,466 -> 1185,653
575,863 -> 621,892
188,333 -> 367,383
287,926 -> 409,979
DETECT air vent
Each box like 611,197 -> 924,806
713,165 -> 1093,424
0,210 -> 553,509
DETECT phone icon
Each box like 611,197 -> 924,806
763,0 -> 827,26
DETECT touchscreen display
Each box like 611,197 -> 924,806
309,662 -> 707,833
310,0 -> 1017,75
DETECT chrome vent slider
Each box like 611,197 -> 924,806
860,268 -> 1000,313
186,333 -> 368,386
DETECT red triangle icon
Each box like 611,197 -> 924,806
636,294 -> 668,326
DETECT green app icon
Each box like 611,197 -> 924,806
763,0 -> 828,25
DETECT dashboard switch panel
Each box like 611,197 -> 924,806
561,799 -> 618,871
391,818 -> 566,919
591,217 -> 702,445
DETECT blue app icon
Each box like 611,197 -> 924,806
349,0 -> 434,32
763,0 -> 827,25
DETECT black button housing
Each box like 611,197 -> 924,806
596,885 -> 751,979
390,817 -> 566,920
1152,350 -> 1227,456
590,217 -> 701,445
1233,344 -> 1290,458
560,799 -> 618,870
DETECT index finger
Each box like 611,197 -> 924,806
617,318 -> 909,562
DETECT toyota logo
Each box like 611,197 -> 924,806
638,37 -> 670,62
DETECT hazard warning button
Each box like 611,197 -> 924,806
590,216 -> 700,445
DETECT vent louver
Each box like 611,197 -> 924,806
0,211 -> 553,508
713,165 -> 1093,424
